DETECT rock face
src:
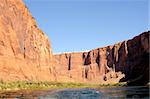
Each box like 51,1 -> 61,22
54,31 -> 149,85
0,0 -> 54,81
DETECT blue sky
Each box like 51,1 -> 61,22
24,0 -> 149,54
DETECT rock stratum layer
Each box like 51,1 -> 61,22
0,0 -> 149,85
54,32 -> 149,85
0,0 -> 54,81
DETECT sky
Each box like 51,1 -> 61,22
23,0 -> 149,54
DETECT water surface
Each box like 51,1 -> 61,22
0,86 -> 149,99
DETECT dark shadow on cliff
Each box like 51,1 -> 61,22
120,33 -> 149,86
125,51 -> 149,86
106,32 -> 149,86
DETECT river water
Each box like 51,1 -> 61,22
0,86 -> 149,99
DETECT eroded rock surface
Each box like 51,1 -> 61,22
54,32 -> 149,85
0,0 -> 54,81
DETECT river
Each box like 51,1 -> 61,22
0,86 -> 149,99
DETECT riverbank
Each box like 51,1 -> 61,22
0,81 -> 127,91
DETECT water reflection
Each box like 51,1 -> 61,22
39,89 -> 101,99
39,86 -> 149,99
0,86 -> 149,99
97,86 -> 149,99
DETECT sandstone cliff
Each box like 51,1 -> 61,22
54,31 -> 149,85
0,0 -> 54,81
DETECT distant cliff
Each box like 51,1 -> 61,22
54,32 -> 149,85
0,0 -> 54,81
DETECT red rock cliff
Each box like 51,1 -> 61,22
0,0 -> 149,85
0,0 -> 54,81
54,31 -> 149,85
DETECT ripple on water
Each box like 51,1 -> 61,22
0,86 -> 149,99
39,89 -> 101,99
38,86 -> 149,99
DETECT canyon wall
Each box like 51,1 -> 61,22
0,0 -> 149,85
54,31 -> 149,85
0,0 -> 54,81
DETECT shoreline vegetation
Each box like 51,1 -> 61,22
0,81 -> 128,91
